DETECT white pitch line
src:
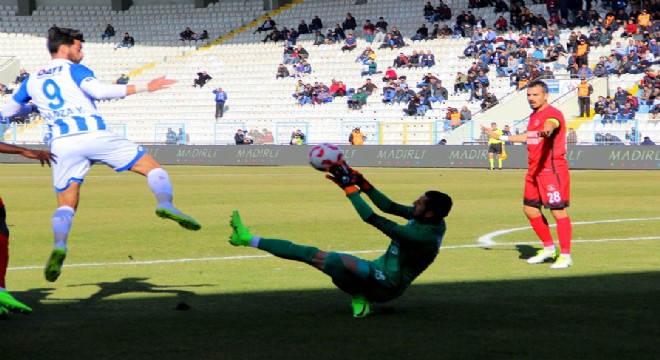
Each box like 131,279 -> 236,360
477,217 -> 660,246
8,236 -> 660,272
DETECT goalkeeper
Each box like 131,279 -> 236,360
228,163 -> 452,318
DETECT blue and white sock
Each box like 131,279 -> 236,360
147,168 -> 173,207
51,206 -> 75,251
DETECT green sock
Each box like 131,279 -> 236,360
489,158 -> 494,168
258,238 -> 319,264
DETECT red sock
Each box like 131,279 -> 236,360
556,217 -> 572,255
0,234 -> 7,289
529,215 -> 555,248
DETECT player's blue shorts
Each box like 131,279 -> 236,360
50,131 -> 146,192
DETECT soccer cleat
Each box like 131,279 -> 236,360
156,206 -> 201,231
526,248 -> 559,264
351,294 -> 371,318
0,305 -> 8,319
44,248 -> 67,282
228,210 -> 253,246
0,290 -> 32,314
550,255 -> 573,269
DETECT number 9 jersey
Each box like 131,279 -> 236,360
8,58 -> 128,139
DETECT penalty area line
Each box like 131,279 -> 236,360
7,236 -> 660,272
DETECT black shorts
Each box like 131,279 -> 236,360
488,143 -> 503,154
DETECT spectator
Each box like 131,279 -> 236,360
333,23 -> 346,41
426,81 -> 444,103
341,34 -> 357,52
180,27 -> 196,41
0,83 -> 11,96
115,74 -> 129,85
254,17 -> 276,34
382,66 -> 397,83
460,105 -> 472,121
454,72 -> 468,94
328,80 -> 345,97
309,16 -> 323,33
342,13 -> 357,35
235,129 -> 251,145
613,87 -> 630,107
290,129 -> 306,145
262,27 -> 282,43
593,63 -> 607,77
101,23 -> 115,42
347,88 -> 367,110
361,60 -> 378,77
213,87 -> 228,119
276,64 -> 290,79
177,128 -> 189,145
166,128 -> 177,144
420,50 -> 436,68
297,20 -> 309,35
115,32 -> 134,49
349,127 -> 366,145
196,30 -> 209,42
618,103 -> 635,123
602,102 -> 619,124
193,71 -> 212,88
481,92 -> 498,110
403,95 -> 421,116
312,30 -> 326,46
641,136 -> 656,145
13,69 -> 29,85
567,127 -> 577,146
625,127 -> 640,144
362,20 -> 376,43
410,24 -> 429,42
375,16 -> 388,33
594,96 -> 608,115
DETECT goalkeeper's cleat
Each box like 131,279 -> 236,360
526,248 -> 560,264
351,294 -> 371,318
156,206 -> 201,231
0,290 -> 32,314
0,305 -> 8,319
228,210 -> 253,246
44,248 -> 67,282
550,255 -> 573,269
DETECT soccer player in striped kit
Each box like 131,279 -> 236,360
1,27 -> 201,283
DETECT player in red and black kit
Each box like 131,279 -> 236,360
482,80 -> 573,269
0,141 -> 54,317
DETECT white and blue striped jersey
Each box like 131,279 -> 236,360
9,58 -> 126,139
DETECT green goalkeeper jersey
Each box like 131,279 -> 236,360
347,187 -> 447,299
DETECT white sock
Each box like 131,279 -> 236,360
52,206 -> 75,251
250,236 -> 261,248
147,168 -> 173,206
544,245 -> 556,252
560,254 -> 571,259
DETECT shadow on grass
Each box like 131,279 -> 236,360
2,272 -> 659,360
515,244 -> 538,259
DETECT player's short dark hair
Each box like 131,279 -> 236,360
425,190 -> 452,221
47,26 -> 84,54
527,79 -> 548,93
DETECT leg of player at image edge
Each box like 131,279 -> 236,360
0,212 -> 32,317
228,210 -> 372,318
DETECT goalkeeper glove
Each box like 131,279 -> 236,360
326,163 -> 359,195
342,164 -> 372,192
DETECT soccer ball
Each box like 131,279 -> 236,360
308,143 -> 345,171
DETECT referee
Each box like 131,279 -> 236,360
487,122 -> 504,170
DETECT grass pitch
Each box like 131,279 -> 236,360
1,165 -> 659,359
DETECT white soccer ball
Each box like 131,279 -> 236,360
308,143 -> 345,171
